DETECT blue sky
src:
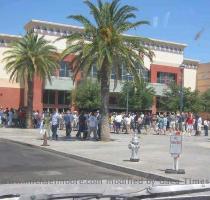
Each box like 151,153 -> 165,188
0,0 -> 210,62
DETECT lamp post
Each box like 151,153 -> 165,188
126,73 -> 130,114
179,64 -> 185,113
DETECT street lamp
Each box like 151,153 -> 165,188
179,64 -> 185,113
126,73 -> 130,114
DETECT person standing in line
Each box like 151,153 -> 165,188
135,114 -> 143,134
64,110 -> 73,138
96,110 -> 102,140
39,112 -> 45,135
51,109 -> 59,140
124,114 -> 131,134
76,111 -> 87,139
112,113 -> 117,133
186,113 -> 194,136
178,112 -> 186,133
144,113 -> 151,134
13,109 -> 18,128
170,112 -> 176,133
163,114 -> 168,135
157,114 -> 164,135
204,119 -> 209,136
196,115 -> 202,136
44,112 -> 51,139
108,113 -> 113,133
0,107 -> 3,127
86,112 -> 98,140
72,111 -> 78,131
115,113 -> 123,134
130,113 -> 136,131
8,108 -> 14,127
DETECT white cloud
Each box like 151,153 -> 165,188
153,16 -> 159,28
163,11 -> 171,28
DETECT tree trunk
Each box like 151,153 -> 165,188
26,79 -> 34,128
100,59 -> 111,141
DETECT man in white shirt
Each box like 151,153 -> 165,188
115,113 -> 123,134
124,114 -> 131,134
87,112 -> 98,140
51,109 -> 59,140
196,116 -> 202,136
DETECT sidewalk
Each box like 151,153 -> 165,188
0,127 -> 210,182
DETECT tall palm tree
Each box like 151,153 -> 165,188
62,0 -> 154,141
3,32 -> 59,128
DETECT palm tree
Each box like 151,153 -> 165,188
62,0 -> 154,141
3,32 -> 59,128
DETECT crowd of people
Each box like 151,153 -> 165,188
109,112 -> 209,136
0,107 -> 209,140
0,107 -> 26,128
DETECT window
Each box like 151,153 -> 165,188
121,64 -> 133,81
90,65 -> 97,78
111,67 -> 118,79
139,68 -> 150,82
157,72 -> 176,84
43,90 -> 55,104
58,91 -> 71,105
59,61 -> 71,77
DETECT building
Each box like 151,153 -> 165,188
0,19 -> 199,113
197,63 -> 210,93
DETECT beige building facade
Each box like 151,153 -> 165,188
197,63 -> 210,93
0,19 -> 199,113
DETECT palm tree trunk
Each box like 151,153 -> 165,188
26,79 -> 34,128
100,59 -> 111,141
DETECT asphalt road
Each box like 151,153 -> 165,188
0,140 -> 140,184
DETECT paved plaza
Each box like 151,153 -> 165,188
0,128 -> 209,182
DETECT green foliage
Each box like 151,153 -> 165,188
61,0 -> 154,140
119,80 -> 155,110
160,83 -> 204,113
74,80 -> 101,110
201,89 -> 210,112
159,84 -> 180,112
3,32 -> 59,128
4,32 -> 59,83
61,0 -> 154,84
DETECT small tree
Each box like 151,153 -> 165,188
74,80 -> 101,110
160,83 -> 204,113
159,84 -> 181,112
120,80 -> 154,111
200,89 -> 210,112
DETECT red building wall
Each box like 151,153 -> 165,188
151,64 -> 182,84
0,87 -> 24,109
150,64 -> 182,114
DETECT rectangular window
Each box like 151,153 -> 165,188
139,69 -> 150,82
58,91 -> 71,105
121,64 -> 133,81
59,61 -> 71,77
111,67 -> 117,79
92,65 -> 97,78
157,72 -> 176,84
43,90 -> 55,104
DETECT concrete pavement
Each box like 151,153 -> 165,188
0,140 -> 141,184
0,127 -> 209,182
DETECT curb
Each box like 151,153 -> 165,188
1,138 -> 181,183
